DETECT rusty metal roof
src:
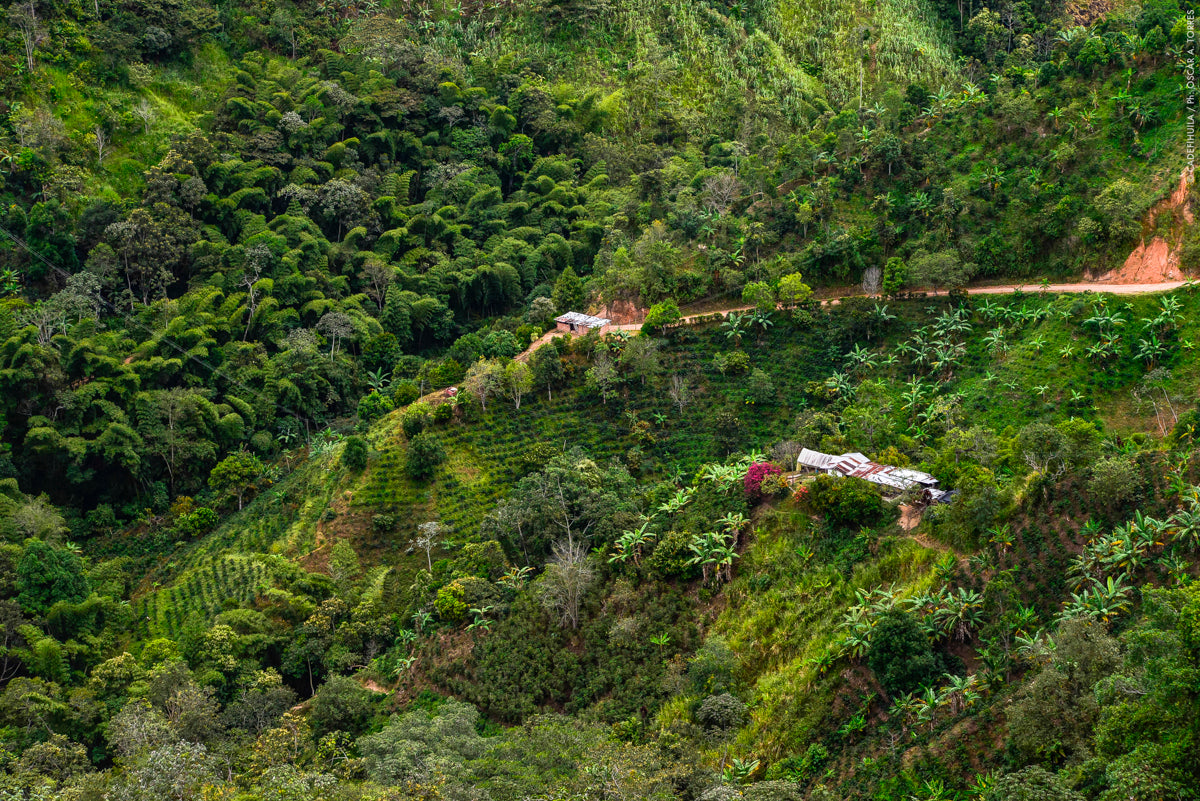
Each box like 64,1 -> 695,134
795,449 -> 938,492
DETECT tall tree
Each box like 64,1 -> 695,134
551,265 -> 585,314
135,389 -> 219,494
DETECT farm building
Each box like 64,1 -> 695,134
796,448 -> 947,502
555,312 -> 611,334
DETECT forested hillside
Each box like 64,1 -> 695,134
0,0 -> 1197,799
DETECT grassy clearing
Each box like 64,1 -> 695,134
714,505 -> 940,761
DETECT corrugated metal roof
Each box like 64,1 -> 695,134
832,452 -> 869,475
555,312 -> 610,327
797,448 -> 837,469
795,448 -> 938,493
846,462 -> 938,491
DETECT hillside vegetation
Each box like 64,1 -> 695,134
0,0 -> 1198,799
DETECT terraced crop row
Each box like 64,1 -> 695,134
135,555 -> 273,639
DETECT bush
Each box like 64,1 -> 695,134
392,380 -> 420,407
432,402 -> 453,424
744,462 -> 784,500
175,507 -> 218,538
401,403 -> 433,438
712,350 -> 750,376
427,359 -> 464,389
804,475 -> 890,528
406,432 -> 445,480
357,391 -> 394,423
17,541 -> 90,615
758,473 -> 790,498
1087,455 -> 1143,509
645,529 -> 695,579
309,675 -> 374,736
435,580 -> 467,621
695,693 -> 746,731
688,637 -> 737,695
342,436 -> 368,471
643,299 -> 682,333
983,767 -> 1083,801
482,330 -> 521,359
746,368 -> 776,405
450,541 -> 508,581
867,611 -> 943,698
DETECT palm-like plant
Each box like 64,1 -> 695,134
722,757 -> 759,786
657,487 -> 695,517
936,588 -> 984,641
983,326 -> 1007,354
1136,333 -> 1166,366
1014,630 -> 1054,666
1060,575 -> 1133,624
1167,504 -> 1200,551
609,521 -> 657,566
889,692 -> 920,736
749,310 -> 774,344
940,673 -> 980,715
845,343 -> 880,372
366,368 -> 392,394
826,371 -> 855,398
987,524 -> 1013,555
718,512 -> 748,536
720,312 -> 749,346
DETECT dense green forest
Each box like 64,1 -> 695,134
0,0 -> 1198,798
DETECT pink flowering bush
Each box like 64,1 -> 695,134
744,462 -> 783,500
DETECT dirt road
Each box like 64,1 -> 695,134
517,278 -> 1190,359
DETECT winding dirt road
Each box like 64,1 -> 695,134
518,279 -> 1191,357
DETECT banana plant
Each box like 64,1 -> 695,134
935,588 -> 984,642
722,758 -> 759,786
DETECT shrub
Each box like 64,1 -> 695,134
765,743 -> 828,782
1087,455 -> 1143,509
744,462 -> 784,501
643,299 -> 682,333
401,403 -> 433,438
758,473 -> 790,498
449,332 -> 485,365
342,436 -> 368,471
392,380 -> 420,407
432,402 -> 453,424
435,580 -> 467,621
427,359 -> 464,389
804,475 -> 890,528
746,368 -> 776,405
450,541 -> 508,581
695,693 -> 746,731
982,767 -> 1083,801
712,350 -> 750,376
482,330 -> 521,359
405,432 -> 445,480
645,529 -> 695,579
17,541 -> 89,615
688,637 -> 737,695
882,256 -> 907,297
357,391 -> 394,423
867,611 -> 943,698
175,507 -> 218,538
309,675 -> 374,736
